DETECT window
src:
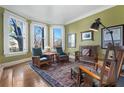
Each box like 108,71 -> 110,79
53,28 -> 62,48
4,11 -> 28,57
34,25 -> 44,48
50,25 -> 65,50
31,22 -> 48,50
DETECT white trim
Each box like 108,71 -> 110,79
3,10 -> 28,57
50,25 -> 65,51
4,51 -> 28,57
0,64 -> 3,80
65,5 -> 115,25
0,57 -> 31,80
4,10 -> 26,21
30,21 -> 48,51
1,57 -> 31,68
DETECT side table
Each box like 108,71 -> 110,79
44,52 -> 57,63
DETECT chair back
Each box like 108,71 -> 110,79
100,44 -> 124,86
32,48 -> 42,56
56,47 -> 64,55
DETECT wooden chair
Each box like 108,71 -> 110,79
56,47 -> 69,63
32,48 -> 51,68
75,45 -> 99,66
78,44 -> 124,87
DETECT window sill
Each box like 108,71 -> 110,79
4,51 -> 28,57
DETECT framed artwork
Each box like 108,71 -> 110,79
68,33 -> 76,48
101,25 -> 124,49
81,31 -> 93,41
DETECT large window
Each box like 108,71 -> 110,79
4,11 -> 28,56
50,25 -> 65,50
53,28 -> 62,48
34,25 -> 44,48
9,17 -> 25,52
31,22 -> 48,50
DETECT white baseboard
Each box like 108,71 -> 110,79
0,64 -> 3,80
1,57 -> 31,68
0,57 -> 31,80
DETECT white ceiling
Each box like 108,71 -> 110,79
1,5 -> 114,25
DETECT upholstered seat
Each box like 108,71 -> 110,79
59,55 -> 67,58
32,48 -> 51,67
40,57 -> 48,61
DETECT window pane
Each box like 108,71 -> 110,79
9,17 -> 24,52
53,28 -> 62,48
34,25 -> 44,49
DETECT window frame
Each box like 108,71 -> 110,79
30,22 -> 48,51
3,10 -> 28,57
50,25 -> 65,50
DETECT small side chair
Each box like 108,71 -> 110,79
56,47 -> 69,63
32,48 -> 51,68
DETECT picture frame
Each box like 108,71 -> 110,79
68,33 -> 76,48
81,31 -> 93,41
101,25 -> 124,49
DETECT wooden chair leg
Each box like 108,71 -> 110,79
78,68 -> 82,87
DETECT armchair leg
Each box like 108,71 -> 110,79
32,57 -> 41,68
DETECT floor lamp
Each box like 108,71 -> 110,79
90,18 -> 117,85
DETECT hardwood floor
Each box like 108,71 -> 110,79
0,62 -> 50,87
0,61 -> 124,87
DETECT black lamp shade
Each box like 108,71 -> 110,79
90,22 -> 100,32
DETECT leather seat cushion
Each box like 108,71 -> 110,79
40,57 -> 48,61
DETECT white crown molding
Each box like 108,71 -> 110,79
65,5 -> 116,25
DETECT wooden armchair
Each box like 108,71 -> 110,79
32,48 -> 51,68
56,47 -> 69,62
75,45 -> 99,65
78,45 -> 124,87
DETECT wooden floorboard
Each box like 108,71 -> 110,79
0,63 -> 50,87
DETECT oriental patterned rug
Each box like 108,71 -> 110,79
29,61 -> 94,87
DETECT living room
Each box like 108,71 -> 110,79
0,4 -> 124,90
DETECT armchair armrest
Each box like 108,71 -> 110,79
56,52 -> 69,56
32,56 -> 40,58
32,56 -> 40,60
79,65 -> 115,86
32,56 -> 40,61
79,65 -> 101,81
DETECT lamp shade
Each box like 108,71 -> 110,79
89,18 -> 101,32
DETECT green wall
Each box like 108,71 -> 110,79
65,5 -> 124,60
0,7 -> 32,63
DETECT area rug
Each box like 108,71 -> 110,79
29,61 -> 94,87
